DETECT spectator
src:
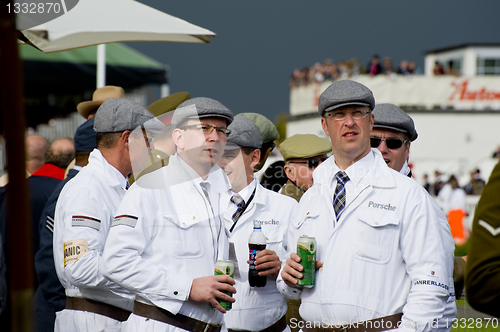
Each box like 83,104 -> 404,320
433,61 -> 445,75
397,60 -> 410,75
76,85 -> 126,120
367,54 -> 382,76
422,173 -> 431,192
408,61 -> 418,74
447,175 -> 468,245
464,168 -> 486,196
337,60 -> 349,79
383,56 -> 395,76
280,134 -> 331,202
0,135 -> 49,187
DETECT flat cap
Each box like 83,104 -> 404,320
280,134 -> 332,162
171,97 -> 234,128
373,103 -> 418,141
147,91 -> 190,126
94,98 -> 164,133
239,113 -> 279,143
318,80 -> 375,116
74,118 -> 97,152
226,115 -> 262,149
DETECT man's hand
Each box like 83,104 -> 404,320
189,275 -> 236,313
251,249 -> 281,278
281,253 -> 323,288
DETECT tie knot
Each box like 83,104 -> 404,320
231,194 -> 245,208
335,171 -> 349,184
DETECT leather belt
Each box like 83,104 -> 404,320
133,301 -> 222,332
228,314 -> 287,332
65,297 -> 131,322
303,313 -> 402,332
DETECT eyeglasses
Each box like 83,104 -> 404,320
289,157 -> 328,169
370,137 -> 407,149
324,109 -> 371,121
180,124 -> 231,137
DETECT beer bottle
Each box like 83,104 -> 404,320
248,220 -> 267,287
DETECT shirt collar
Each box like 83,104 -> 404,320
231,178 -> 257,202
399,160 -> 411,177
89,149 -> 128,189
170,154 -> 231,194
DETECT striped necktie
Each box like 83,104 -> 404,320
333,171 -> 350,220
230,194 -> 245,222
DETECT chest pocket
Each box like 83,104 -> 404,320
163,213 -> 205,259
354,211 -> 400,264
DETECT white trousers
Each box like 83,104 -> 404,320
54,309 -> 124,332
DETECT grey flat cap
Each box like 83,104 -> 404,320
373,103 -> 418,141
239,113 -> 279,143
94,98 -> 164,133
226,115 -> 263,149
171,97 -> 234,128
318,80 -> 375,116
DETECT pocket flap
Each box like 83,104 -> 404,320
163,213 -> 200,229
295,209 -> 320,228
357,211 -> 400,227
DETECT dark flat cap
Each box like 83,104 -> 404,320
280,134 -> 331,162
372,103 -> 418,141
239,113 -> 279,143
94,98 -> 164,133
74,118 -> 97,152
226,115 -> 262,149
318,80 -> 375,116
171,97 -> 234,128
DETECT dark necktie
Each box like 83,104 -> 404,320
333,171 -> 350,220
230,194 -> 245,222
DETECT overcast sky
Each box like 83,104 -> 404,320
126,0 -> 500,123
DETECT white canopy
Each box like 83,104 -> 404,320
21,0 -> 215,53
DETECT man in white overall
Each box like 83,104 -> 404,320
278,81 -> 456,332
218,115 -> 297,332
102,97 -> 237,332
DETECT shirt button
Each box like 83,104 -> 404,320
174,291 -> 178,295
374,222 -> 379,225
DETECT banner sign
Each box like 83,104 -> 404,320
290,76 -> 500,115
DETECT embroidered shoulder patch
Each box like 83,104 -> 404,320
64,239 -> 89,266
112,215 -> 139,228
72,215 -> 101,230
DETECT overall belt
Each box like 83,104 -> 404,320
65,297 -> 131,322
228,314 -> 287,332
133,300 -> 222,332
303,313 -> 403,332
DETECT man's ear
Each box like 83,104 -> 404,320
321,117 -> 329,136
250,149 -> 261,170
284,164 -> 296,182
121,131 -> 131,149
172,128 -> 183,151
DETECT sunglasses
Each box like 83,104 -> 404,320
370,137 -> 407,149
290,157 -> 328,169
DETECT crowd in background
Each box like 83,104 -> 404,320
289,54 -> 422,88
